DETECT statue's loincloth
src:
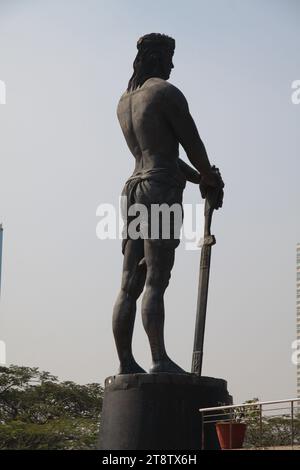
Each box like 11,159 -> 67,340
121,168 -> 186,254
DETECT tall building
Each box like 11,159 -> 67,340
297,243 -> 300,398
0,224 -> 3,296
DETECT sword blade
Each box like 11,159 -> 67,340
191,241 -> 213,375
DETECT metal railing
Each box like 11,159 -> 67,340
199,398 -> 300,450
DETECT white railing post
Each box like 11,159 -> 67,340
259,404 -> 263,448
291,400 -> 294,449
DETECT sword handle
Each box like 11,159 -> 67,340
199,197 -> 216,247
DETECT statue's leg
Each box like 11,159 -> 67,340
142,240 -> 186,374
113,238 -> 147,374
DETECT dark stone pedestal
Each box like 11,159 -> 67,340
98,373 -> 231,450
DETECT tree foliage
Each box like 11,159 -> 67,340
0,365 -> 103,449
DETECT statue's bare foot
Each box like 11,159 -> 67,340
117,359 -> 146,375
149,357 -> 187,374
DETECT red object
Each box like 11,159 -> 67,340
216,422 -> 247,449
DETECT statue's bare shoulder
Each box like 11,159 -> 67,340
118,78 -> 188,107
161,81 -> 190,115
141,78 -> 189,112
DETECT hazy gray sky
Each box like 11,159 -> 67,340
0,0 -> 299,403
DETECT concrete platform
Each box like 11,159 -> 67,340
98,373 -> 231,450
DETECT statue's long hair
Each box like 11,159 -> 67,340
127,33 -> 175,92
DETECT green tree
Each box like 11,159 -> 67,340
0,365 -> 103,449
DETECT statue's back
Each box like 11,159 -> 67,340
117,78 -> 179,173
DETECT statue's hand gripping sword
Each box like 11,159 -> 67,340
191,167 -> 224,376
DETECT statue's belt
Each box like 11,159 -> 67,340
124,168 -> 186,194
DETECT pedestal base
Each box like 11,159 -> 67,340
98,373 -> 231,450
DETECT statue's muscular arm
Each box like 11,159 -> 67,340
178,158 -> 201,184
163,84 -> 212,178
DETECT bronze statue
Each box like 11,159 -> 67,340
112,33 -> 224,375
